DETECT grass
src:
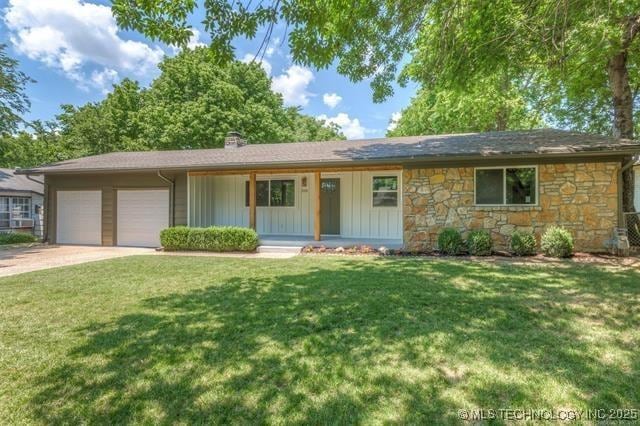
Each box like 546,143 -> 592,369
0,255 -> 639,424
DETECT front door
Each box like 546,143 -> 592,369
321,178 -> 340,235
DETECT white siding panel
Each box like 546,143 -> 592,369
339,171 -> 402,239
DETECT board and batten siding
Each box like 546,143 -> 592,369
189,174 -> 312,235
337,170 -> 402,239
189,170 -> 402,239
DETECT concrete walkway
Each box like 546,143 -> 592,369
0,245 -> 154,277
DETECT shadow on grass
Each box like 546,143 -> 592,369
29,258 -> 640,424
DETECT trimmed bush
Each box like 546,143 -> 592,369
510,231 -> 537,256
437,228 -> 464,255
540,226 -> 574,258
160,226 -> 259,252
466,230 -> 493,256
0,232 -> 37,245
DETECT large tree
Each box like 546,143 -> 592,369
0,43 -> 33,136
58,48 -> 342,155
389,74 -> 543,136
111,0 -> 640,213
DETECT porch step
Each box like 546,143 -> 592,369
257,245 -> 303,254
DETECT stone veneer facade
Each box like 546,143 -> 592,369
403,162 -> 619,252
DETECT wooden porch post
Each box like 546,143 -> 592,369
249,172 -> 256,230
314,171 -> 321,241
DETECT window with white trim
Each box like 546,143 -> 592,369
11,197 -> 31,219
372,176 -> 398,207
245,179 -> 295,207
475,167 -> 537,205
0,196 -> 32,228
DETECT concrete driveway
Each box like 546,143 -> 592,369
0,244 -> 154,278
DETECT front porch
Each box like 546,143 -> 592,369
187,166 -> 404,247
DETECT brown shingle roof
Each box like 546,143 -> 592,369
18,129 -> 640,174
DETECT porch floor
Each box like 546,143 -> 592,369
259,234 -> 403,249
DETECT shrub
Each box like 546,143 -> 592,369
160,226 -> 259,252
510,231 -> 537,256
437,228 -> 464,255
466,230 -> 493,256
540,226 -> 574,258
0,232 -> 38,245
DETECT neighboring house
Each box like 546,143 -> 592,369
17,129 -> 640,251
0,168 -> 44,238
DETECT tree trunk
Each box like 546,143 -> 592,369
608,50 -> 635,205
608,46 -> 637,244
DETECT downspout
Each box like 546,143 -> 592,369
618,157 -> 636,227
157,170 -> 175,227
25,174 -> 44,185
26,174 -> 46,241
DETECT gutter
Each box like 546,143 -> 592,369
157,170 -> 175,227
618,157 -> 637,227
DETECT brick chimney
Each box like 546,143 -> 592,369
224,131 -> 247,149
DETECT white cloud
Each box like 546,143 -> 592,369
241,53 -> 272,76
322,93 -> 342,109
4,0 -> 164,90
387,111 -> 402,131
91,68 -> 119,93
272,65 -> 314,106
317,113 -> 367,140
186,28 -> 206,49
265,37 -> 280,58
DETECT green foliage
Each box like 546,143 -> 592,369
56,50 -> 342,155
437,227 -> 464,255
57,79 -> 147,155
388,79 -> 543,136
0,232 -> 38,245
0,44 -> 34,136
160,226 -> 259,252
510,231 -> 537,256
466,230 -> 493,256
0,121 -> 73,169
541,227 -> 574,258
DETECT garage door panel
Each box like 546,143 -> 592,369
56,191 -> 102,245
117,190 -> 169,247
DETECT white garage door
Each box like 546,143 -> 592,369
117,189 -> 169,247
56,190 -> 102,245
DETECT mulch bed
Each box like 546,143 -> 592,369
300,245 -> 640,268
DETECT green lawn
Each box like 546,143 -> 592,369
1,256 -> 639,424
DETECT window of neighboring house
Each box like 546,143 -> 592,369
372,176 -> 399,207
0,196 -> 32,228
475,167 -> 537,205
0,197 -> 9,228
245,179 -> 295,207
11,197 -> 31,219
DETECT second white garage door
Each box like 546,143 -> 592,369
117,189 -> 169,247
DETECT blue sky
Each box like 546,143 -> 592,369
1,0 -> 416,139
